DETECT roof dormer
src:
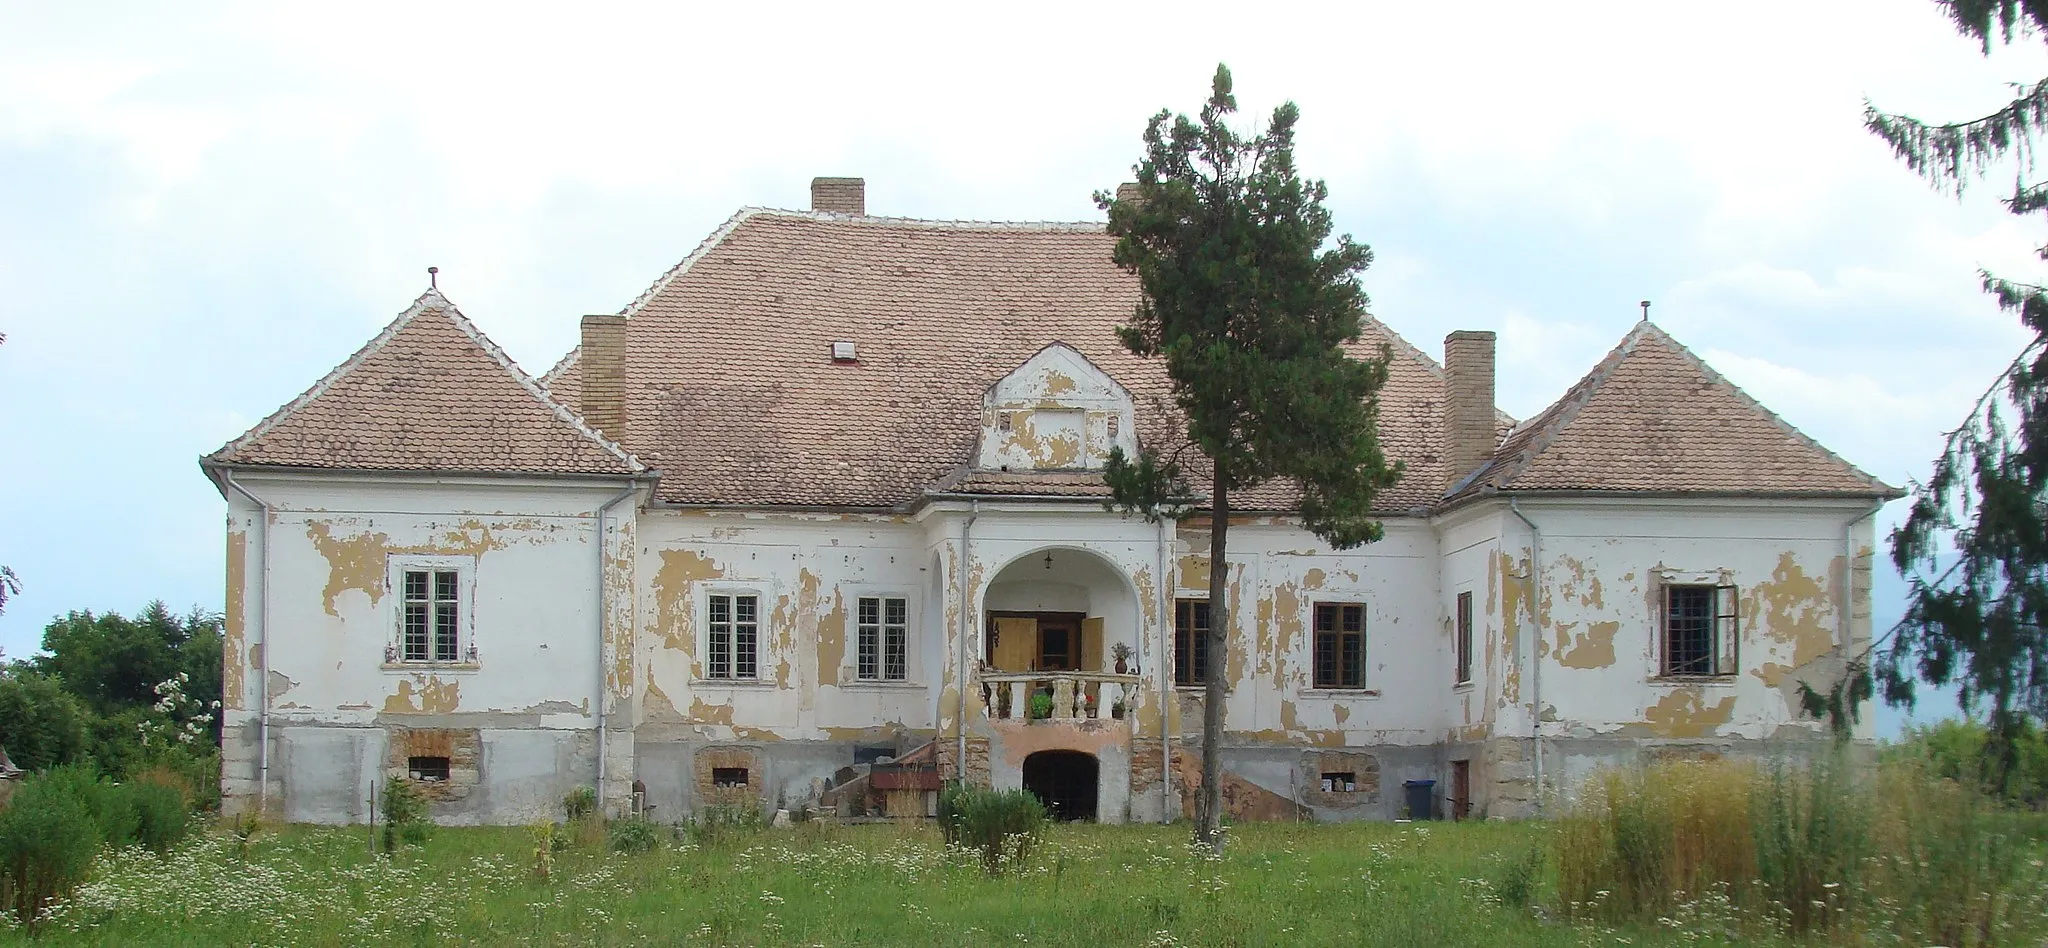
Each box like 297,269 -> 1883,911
977,344 -> 1137,472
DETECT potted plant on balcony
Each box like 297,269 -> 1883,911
1111,642 -> 1134,675
1028,691 -> 1055,721
1110,697 -> 1127,720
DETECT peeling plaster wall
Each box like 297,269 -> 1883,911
1492,497 -> 1879,811
633,510 -> 939,817
1174,518 -> 1445,748
217,471 -> 633,823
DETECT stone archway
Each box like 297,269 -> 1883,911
1022,749 -> 1099,822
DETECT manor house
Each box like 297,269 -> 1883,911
203,177 -> 1896,824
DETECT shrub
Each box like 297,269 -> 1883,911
0,770 -> 101,928
379,775 -> 431,852
0,673 -> 90,772
529,822 -> 557,881
125,779 -> 190,855
563,785 -> 596,821
1492,844 -> 1542,909
938,782 -> 1046,875
1029,692 -> 1055,720
690,786 -> 766,847
608,817 -> 661,854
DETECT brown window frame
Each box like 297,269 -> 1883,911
1312,602 -> 1367,689
1454,591 -> 1474,685
1661,583 -> 1739,677
1174,598 -> 1211,687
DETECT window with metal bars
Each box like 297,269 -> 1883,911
856,596 -> 909,681
400,569 -> 461,662
1663,584 -> 1739,677
1312,602 -> 1367,689
1455,591 -> 1474,685
706,593 -> 759,680
1174,599 -> 1210,686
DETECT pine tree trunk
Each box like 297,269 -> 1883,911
1197,466 -> 1229,853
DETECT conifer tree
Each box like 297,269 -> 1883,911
1830,1 -> 2048,779
1098,65 -> 1401,849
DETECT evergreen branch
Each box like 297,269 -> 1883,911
1866,78 -> 2048,193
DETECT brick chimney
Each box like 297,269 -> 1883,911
1443,330 -> 1498,484
1114,182 -> 1142,205
811,177 -> 865,215
579,314 -> 628,444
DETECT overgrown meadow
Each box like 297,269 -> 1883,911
6,793 -> 2046,947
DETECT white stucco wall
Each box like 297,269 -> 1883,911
219,470 -> 639,823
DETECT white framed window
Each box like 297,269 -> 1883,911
703,590 -> 762,680
387,556 -> 474,665
856,595 -> 909,681
1653,568 -> 1738,678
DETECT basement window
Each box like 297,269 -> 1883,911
1321,771 -> 1358,793
408,756 -> 451,783
1662,584 -> 1738,677
712,767 -> 750,788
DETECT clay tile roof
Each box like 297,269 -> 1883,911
207,289 -> 642,476
609,209 -> 1461,511
540,345 -> 582,408
1450,320 -> 1899,500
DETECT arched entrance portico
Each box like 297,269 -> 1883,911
1023,750 -> 1099,821
979,545 -> 1142,678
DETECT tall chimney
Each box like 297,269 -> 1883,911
580,314 -> 628,444
1114,182 -> 1143,206
1443,330 -> 1498,484
810,176 -> 865,215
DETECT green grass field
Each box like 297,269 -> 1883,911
16,814 -> 2043,948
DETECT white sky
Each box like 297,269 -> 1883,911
3,0 -> 2041,732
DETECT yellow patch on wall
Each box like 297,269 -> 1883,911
224,528 -> 248,709
1557,620 -> 1621,669
383,676 -> 461,714
1639,688 -> 1736,738
651,550 -> 724,654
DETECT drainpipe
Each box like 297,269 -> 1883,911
593,481 -> 640,816
1508,498 -> 1543,816
220,471 -> 273,819
1156,517 -> 1172,822
955,502 -> 980,781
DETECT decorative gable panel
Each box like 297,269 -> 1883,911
976,344 -> 1137,472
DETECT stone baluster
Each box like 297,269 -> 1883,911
1006,680 -> 1024,721
1052,676 -> 1076,719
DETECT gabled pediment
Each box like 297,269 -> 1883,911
976,343 -> 1138,472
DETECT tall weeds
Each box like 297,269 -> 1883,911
1556,752 -> 2048,945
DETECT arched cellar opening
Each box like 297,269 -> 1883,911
1022,750 -> 1099,822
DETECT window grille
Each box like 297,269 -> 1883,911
1313,602 -> 1367,689
707,593 -> 759,679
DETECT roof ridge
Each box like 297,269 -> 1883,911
618,207 -> 765,319
746,207 -> 1110,231
438,298 -> 645,472
1448,320 -> 1648,495
540,344 -> 581,391
210,288 -> 446,463
208,288 -> 643,473
1634,321 -> 1894,493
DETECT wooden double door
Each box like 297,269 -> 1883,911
986,611 -> 1100,672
